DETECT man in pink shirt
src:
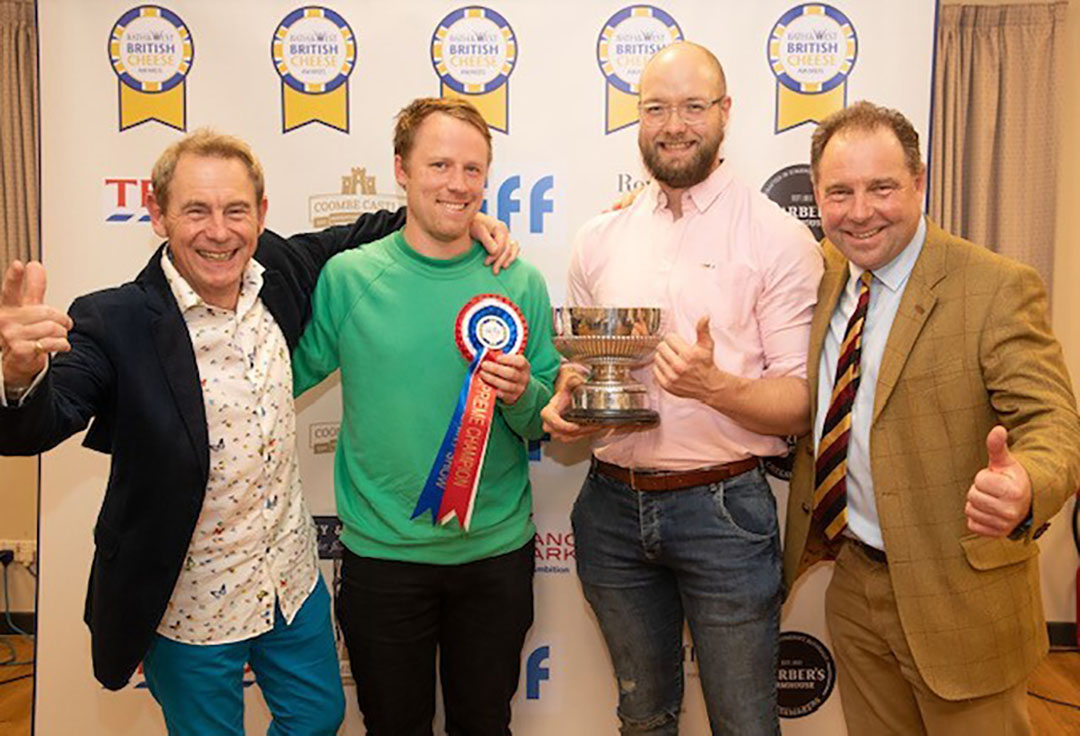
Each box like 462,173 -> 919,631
542,42 -> 822,735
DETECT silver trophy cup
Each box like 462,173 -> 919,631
552,306 -> 665,426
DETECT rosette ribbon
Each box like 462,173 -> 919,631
411,295 -> 528,530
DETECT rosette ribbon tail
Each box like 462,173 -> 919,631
437,349 -> 497,531
410,351 -> 481,524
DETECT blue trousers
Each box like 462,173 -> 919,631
142,575 -> 344,736
572,465 -> 782,736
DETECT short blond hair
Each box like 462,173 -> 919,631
151,128 -> 265,212
393,97 -> 492,166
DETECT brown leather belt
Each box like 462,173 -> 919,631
591,457 -> 760,492
846,536 -> 887,564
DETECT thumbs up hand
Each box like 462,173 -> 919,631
964,425 -> 1033,537
654,316 -> 724,403
0,260 -> 73,388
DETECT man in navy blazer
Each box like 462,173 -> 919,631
0,129 -> 512,735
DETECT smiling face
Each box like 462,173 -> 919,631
394,111 -> 489,259
814,125 -> 926,271
637,44 -> 730,192
149,153 -> 267,309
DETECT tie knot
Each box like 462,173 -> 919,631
859,271 -> 873,288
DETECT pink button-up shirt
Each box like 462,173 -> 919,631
567,162 -> 822,470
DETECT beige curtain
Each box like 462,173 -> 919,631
931,2 -> 1068,294
0,0 -> 38,272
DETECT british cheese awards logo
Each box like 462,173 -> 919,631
596,6 -> 683,134
272,7 -> 357,133
108,5 -> 193,131
768,4 -> 857,133
431,6 -> 517,133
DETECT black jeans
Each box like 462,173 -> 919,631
337,539 -> 535,736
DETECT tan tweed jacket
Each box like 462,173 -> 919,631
783,219 -> 1080,700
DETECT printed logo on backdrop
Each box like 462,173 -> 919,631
309,421 -> 340,454
337,633 -> 354,686
762,165 -> 823,241
762,436 -> 798,481
108,5 -> 193,131
272,7 -> 357,133
768,4 -> 857,133
103,177 -> 152,223
520,635 -> 570,713
534,526 -> 574,574
431,6 -> 517,133
481,174 -> 555,233
526,645 -> 551,700
309,512 -> 353,684
308,167 -> 404,228
311,515 -> 344,559
682,630 -> 700,680
520,640 -> 566,712
777,631 -> 836,718
597,6 -> 683,134
616,171 -> 650,196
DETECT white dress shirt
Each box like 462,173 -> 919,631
157,251 -> 318,644
813,218 -> 927,550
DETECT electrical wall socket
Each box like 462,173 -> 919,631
0,539 -> 36,567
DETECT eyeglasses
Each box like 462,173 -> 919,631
638,98 -> 725,127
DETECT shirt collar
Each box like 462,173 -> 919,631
648,159 -> 734,216
160,247 -> 265,316
848,216 -> 927,294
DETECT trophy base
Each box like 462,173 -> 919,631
563,408 -> 659,427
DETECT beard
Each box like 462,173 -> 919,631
640,128 -> 724,189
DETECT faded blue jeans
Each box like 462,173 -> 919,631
572,463 -> 781,736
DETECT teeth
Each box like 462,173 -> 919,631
439,202 -> 468,211
198,250 -> 234,261
849,228 -> 884,240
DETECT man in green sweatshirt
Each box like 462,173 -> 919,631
292,97 -> 560,736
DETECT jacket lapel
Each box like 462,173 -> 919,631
871,221 -> 948,424
809,242 -> 849,420
259,271 -> 296,349
140,247 -> 210,482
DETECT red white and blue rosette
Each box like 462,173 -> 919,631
412,295 -> 528,530
456,294 -> 527,360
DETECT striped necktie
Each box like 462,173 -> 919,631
813,270 -> 873,541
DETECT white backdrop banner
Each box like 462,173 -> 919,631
35,1 -> 937,733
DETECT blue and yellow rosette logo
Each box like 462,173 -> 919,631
272,7 -> 356,133
597,6 -> 683,134
108,5 -> 193,132
431,7 -> 516,133
769,4 -> 857,133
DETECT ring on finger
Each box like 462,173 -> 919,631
33,340 -> 44,356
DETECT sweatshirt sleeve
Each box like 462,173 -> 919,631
292,256 -> 348,397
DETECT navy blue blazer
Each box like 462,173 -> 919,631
0,209 -> 404,689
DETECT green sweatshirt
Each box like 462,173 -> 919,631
293,230 -> 559,564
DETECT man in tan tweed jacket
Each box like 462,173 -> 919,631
784,101 -> 1080,735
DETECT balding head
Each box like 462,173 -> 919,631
640,41 -> 727,102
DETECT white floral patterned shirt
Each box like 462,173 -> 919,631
156,251 -> 319,644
